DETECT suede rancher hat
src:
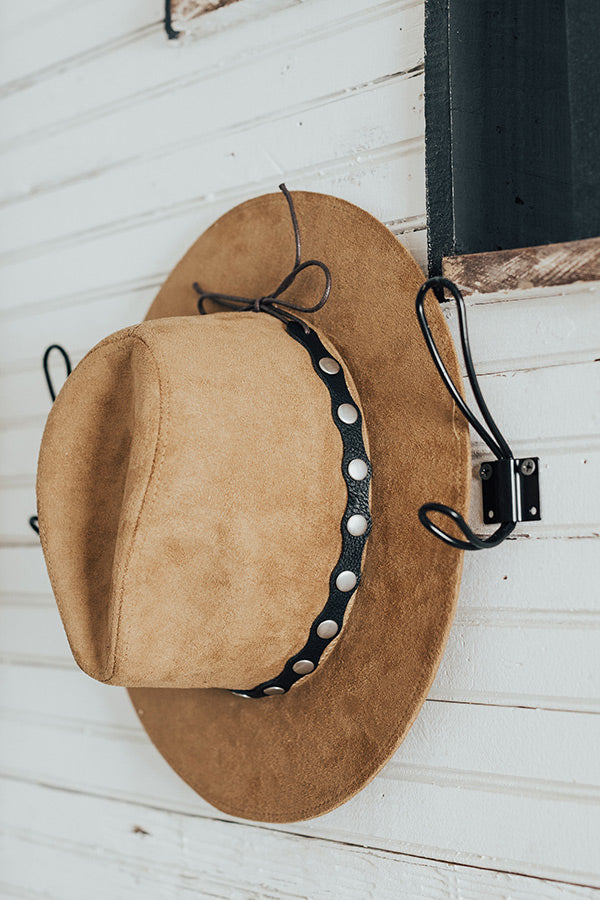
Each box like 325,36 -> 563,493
36,186 -> 470,823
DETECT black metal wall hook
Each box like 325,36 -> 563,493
416,276 -> 541,551
29,344 -> 72,536
43,344 -> 72,402
164,0 -> 181,39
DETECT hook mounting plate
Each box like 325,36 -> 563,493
480,458 -> 541,525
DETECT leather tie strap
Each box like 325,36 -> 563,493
193,184 -> 332,333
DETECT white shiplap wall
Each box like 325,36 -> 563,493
0,1 -> 599,897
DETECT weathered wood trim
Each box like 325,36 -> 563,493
442,237 -> 600,296
172,0 -> 241,22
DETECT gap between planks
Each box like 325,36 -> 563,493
2,528 -> 598,549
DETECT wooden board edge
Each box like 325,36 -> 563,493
442,237 -> 600,296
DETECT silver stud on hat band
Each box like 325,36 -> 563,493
338,403 -> 358,424
292,659 -> 315,675
336,570 -> 357,592
316,619 -> 339,639
347,514 -> 368,536
348,458 -> 368,481
318,357 -> 340,375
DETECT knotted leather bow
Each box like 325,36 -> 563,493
193,184 -> 332,333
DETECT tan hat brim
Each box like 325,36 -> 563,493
128,190 -> 470,822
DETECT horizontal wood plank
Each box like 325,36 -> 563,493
171,0 -> 318,41
0,75 -> 424,260
0,17 -> 424,222
2,662 -> 599,787
0,0 -> 108,40
0,777 -> 597,899
443,281 -> 600,374
0,706 -> 598,885
0,151 -> 425,315
0,1 -> 162,96
0,0 -> 423,165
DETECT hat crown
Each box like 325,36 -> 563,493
38,313 -> 356,689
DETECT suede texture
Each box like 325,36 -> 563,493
38,314 -> 355,688
37,189 -> 470,824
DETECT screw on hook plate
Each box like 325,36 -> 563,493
520,458 -> 536,476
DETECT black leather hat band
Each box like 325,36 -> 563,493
232,321 -> 372,699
